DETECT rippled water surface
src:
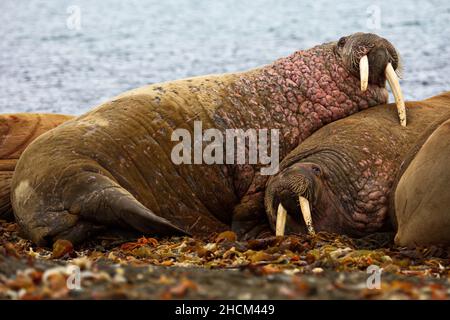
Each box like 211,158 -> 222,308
1,0 -> 449,114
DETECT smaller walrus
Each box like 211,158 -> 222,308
393,118 -> 450,246
265,92 -> 450,242
0,113 -> 73,220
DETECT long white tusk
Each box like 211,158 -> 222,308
360,55 -> 369,92
385,62 -> 406,127
299,196 -> 315,235
276,203 -> 287,236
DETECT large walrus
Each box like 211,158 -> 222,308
393,118 -> 450,246
0,114 -> 73,220
265,92 -> 450,244
11,33 -> 406,246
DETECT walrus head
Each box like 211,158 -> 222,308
265,151 -> 390,238
334,32 -> 405,126
264,108 -> 410,238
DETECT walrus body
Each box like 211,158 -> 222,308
0,114 -> 73,220
394,118 -> 450,246
265,92 -> 450,240
11,33 -> 402,246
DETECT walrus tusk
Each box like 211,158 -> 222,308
360,55 -> 369,92
276,203 -> 287,236
385,62 -> 406,127
299,196 -> 315,235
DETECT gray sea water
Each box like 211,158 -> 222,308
1,0 -> 449,115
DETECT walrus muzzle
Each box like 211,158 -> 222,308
271,170 -> 316,236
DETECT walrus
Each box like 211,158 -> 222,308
0,113 -> 73,220
393,118 -> 450,246
265,92 -> 450,240
11,33 -> 405,246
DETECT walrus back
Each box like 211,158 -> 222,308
10,85 -> 237,245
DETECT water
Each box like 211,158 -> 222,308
1,0 -> 449,115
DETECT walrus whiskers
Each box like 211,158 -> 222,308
275,203 -> 287,236
299,196 -> 315,235
360,55 -> 369,92
385,62 -> 407,127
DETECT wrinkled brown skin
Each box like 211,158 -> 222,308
11,33 -> 398,247
393,118 -> 450,246
265,92 -> 450,238
0,114 -> 73,220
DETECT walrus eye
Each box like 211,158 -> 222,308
312,165 -> 321,175
337,37 -> 347,48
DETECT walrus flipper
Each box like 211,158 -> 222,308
71,173 -> 189,237
100,187 -> 189,236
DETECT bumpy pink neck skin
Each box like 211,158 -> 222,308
217,44 -> 388,197
303,149 -> 392,235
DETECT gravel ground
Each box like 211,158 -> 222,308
1,255 -> 449,300
1,220 -> 449,300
